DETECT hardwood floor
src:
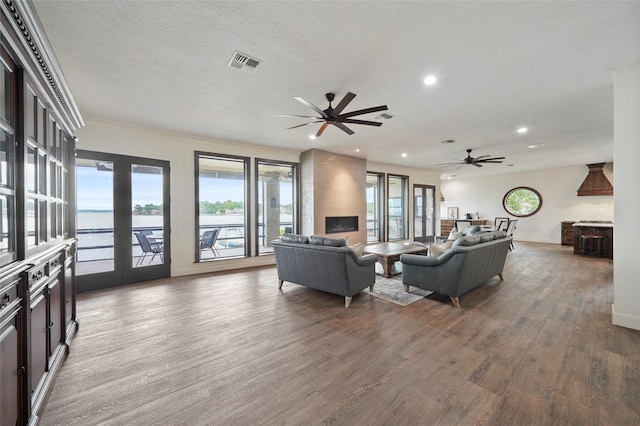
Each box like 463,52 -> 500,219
40,242 -> 640,425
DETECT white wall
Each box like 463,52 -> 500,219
440,165 -> 614,244
612,63 -> 640,330
76,118 -> 442,277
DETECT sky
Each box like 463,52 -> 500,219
76,165 -> 292,211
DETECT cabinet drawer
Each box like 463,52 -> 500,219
0,279 -> 20,316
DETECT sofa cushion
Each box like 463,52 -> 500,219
452,234 -> 482,247
309,235 -> 347,247
430,240 -> 453,256
462,225 -> 482,236
280,233 -> 309,244
478,232 -> 495,243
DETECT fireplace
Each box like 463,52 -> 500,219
325,216 -> 359,234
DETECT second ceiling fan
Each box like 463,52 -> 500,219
275,92 -> 388,137
438,149 -> 506,168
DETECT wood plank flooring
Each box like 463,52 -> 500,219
40,242 -> 640,425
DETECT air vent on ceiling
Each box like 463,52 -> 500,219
228,51 -> 261,73
374,112 -> 393,120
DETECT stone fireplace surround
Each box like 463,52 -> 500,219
300,149 -> 367,244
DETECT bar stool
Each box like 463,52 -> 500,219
581,234 -> 604,258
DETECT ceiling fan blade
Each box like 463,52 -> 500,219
294,97 -> 329,118
339,105 -> 388,118
332,122 -> 355,135
274,114 -> 323,119
478,160 -> 504,164
285,121 -> 324,130
472,163 -> 483,168
473,154 -> 491,160
479,156 -> 506,161
332,92 -> 356,116
340,118 -> 383,127
437,162 -> 464,166
316,122 -> 330,137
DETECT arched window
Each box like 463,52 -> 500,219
503,187 -> 542,217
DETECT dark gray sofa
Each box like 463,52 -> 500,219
400,230 -> 512,308
271,234 -> 377,307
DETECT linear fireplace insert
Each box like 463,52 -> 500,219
325,216 -> 359,234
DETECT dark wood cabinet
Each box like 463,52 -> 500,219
572,224 -> 613,259
561,221 -> 575,245
0,271 -> 27,426
1,2 -> 82,423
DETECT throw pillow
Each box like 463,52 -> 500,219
429,240 -> 453,256
447,228 -> 463,241
349,242 -> 365,256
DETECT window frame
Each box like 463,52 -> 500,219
502,186 -> 543,217
194,151 -> 250,262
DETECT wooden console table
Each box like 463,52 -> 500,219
441,219 -> 488,236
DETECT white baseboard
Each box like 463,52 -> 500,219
612,304 -> 640,330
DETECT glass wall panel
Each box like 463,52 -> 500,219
197,154 -> 248,261
0,131 -> 11,187
27,199 -> 35,248
26,89 -> 35,139
387,175 -> 408,240
27,147 -> 36,192
256,161 -> 296,255
366,173 -> 384,243
0,195 -> 12,254
0,62 -> 11,122
76,158 -> 114,275
131,163 -> 165,268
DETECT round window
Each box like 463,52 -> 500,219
502,187 -> 542,217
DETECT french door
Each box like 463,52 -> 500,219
75,150 -> 170,291
413,184 -> 436,243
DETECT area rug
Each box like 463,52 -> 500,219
363,276 -> 433,306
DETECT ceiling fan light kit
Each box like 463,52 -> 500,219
275,91 -> 388,137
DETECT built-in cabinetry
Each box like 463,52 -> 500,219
561,221 -> 575,245
440,219 -> 488,236
1,1 -> 82,424
572,222 -> 613,259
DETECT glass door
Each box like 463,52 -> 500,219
413,184 -> 435,243
76,151 -> 170,291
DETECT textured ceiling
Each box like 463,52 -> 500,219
32,1 -> 640,178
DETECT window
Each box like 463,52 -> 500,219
0,47 -> 16,266
387,175 -> 408,240
366,172 -> 384,242
503,186 -> 543,217
255,160 -> 297,255
196,152 -> 249,261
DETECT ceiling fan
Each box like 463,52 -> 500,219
274,92 -> 388,137
438,149 -> 506,168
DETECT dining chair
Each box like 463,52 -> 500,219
200,229 -> 221,257
495,217 -> 510,231
506,218 -> 518,250
134,231 -> 163,266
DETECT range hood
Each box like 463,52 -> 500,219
577,163 -> 613,196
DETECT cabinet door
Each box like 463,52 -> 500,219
48,279 -> 62,357
0,311 -> 20,426
30,292 -> 47,394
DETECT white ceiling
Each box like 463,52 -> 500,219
32,1 -> 640,178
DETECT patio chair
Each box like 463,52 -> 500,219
134,231 -> 163,266
200,229 -> 221,257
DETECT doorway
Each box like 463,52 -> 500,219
75,150 -> 170,291
413,184 -> 436,243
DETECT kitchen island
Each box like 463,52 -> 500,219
572,221 -> 613,259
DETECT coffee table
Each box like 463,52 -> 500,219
363,242 -> 428,278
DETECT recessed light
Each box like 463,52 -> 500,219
401,153 -> 407,157
424,75 -> 437,86
355,148 -> 360,152
528,143 -> 545,149
517,127 -> 528,134
309,135 -> 316,140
